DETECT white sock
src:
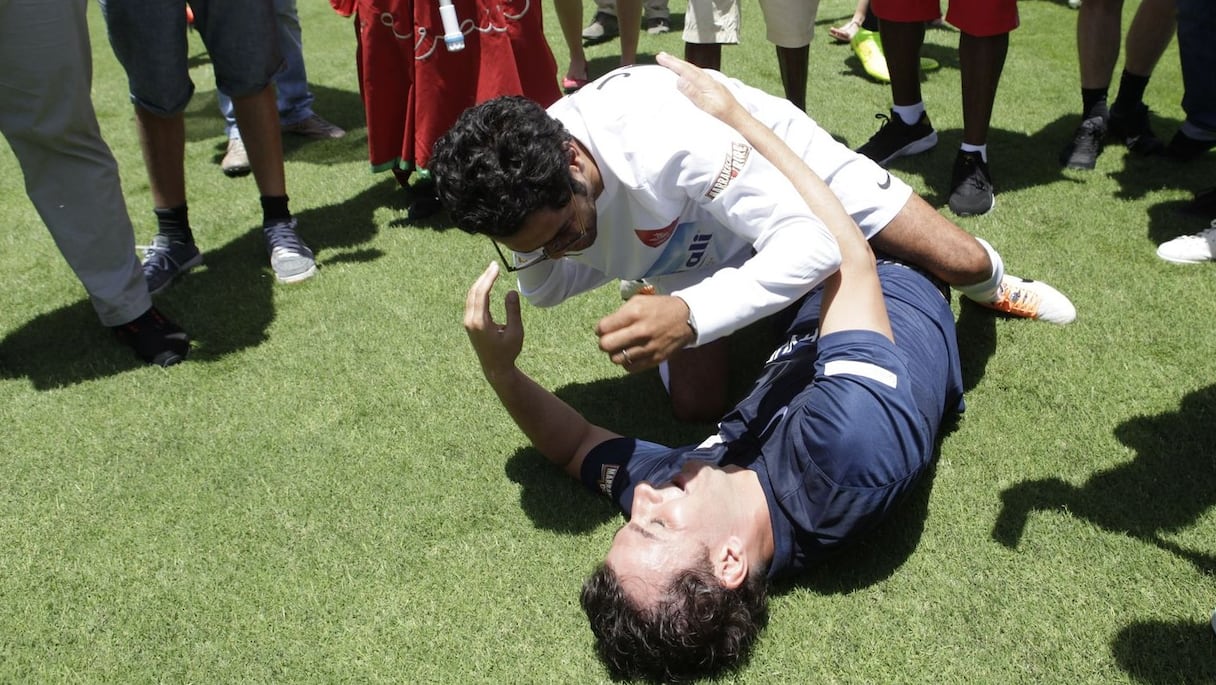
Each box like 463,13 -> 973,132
956,237 -> 1005,303
960,142 -> 988,162
893,103 -> 926,126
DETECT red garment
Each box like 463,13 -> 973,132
331,0 -> 561,175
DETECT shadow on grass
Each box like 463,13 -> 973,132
992,384 -> 1216,575
0,177 -> 402,388
1110,618 -> 1216,683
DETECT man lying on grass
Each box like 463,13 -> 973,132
462,54 -> 965,681
433,51 -> 1072,422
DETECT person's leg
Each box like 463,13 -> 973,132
665,341 -> 730,423
683,0 -> 737,70
1,0 -> 187,364
203,0 -> 317,284
556,0 -> 591,87
856,9 -> 935,165
1061,0 -> 1123,168
618,0 -> 642,65
775,46 -> 809,111
1106,0 -> 1174,153
958,31 -> 1007,148
1165,0 -> 1216,160
271,0 -> 313,125
870,195 -> 1076,323
760,0 -> 818,111
882,20 -> 925,108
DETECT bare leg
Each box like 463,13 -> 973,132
618,0 -> 642,65
231,85 -> 287,197
134,108 -> 187,209
666,339 -> 729,422
775,45 -> 809,112
1123,0 -> 1176,77
959,32 -> 1008,146
869,194 -> 991,286
880,19 -> 925,107
685,42 -> 722,70
1078,0 -> 1124,90
554,0 -> 588,81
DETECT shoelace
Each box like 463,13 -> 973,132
958,155 -> 990,192
139,242 -> 179,271
991,282 -> 1041,318
264,221 -> 309,255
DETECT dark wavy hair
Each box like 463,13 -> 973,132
429,96 -> 576,238
580,551 -> 769,682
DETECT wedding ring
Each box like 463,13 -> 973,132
620,349 -> 632,366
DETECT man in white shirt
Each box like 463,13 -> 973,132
431,57 -> 1075,420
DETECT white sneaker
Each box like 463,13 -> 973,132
974,275 -> 1077,325
221,137 -> 251,177
1156,226 -> 1216,264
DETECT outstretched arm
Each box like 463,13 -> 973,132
657,52 -> 892,342
464,262 -> 622,479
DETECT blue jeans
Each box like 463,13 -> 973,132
1176,0 -> 1216,135
218,0 -> 315,140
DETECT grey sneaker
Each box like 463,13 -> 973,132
582,11 -> 619,41
645,17 -> 671,34
263,218 -> 317,284
141,234 -> 203,295
282,113 -> 346,139
221,137 -> 251,177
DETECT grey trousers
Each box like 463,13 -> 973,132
0,0 -> 149,327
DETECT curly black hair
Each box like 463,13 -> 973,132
429,96 -> 577,238
580,552 -> 769,682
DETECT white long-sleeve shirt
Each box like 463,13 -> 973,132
514,65 -> 912,345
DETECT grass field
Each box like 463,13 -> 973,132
1,0 -> 1214,682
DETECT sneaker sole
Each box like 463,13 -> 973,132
874,131 -> 938,166
1156,250 -> 1212,264
274,263 -> 318,285
950,194 -> 996,217
147,253 -> 204,296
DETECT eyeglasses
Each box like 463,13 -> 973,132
492,187 -> 588,273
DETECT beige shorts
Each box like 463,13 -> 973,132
684,0 -> 820,48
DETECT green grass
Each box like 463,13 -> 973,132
1,0 -> 1214,682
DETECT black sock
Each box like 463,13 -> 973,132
260,195 -> 291,227
1111,70 -> 1150,114
1081,88 -> 1109,120
154,204 -> 193,244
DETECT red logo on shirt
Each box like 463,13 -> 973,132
635,218 -> 678,248
706,142 -> 750,200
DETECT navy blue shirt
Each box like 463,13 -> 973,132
579,263 -> 965,579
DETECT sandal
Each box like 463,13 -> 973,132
562,76 -> 590,94
830,19 -> 861,43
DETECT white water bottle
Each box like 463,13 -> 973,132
439,0 -> 465,52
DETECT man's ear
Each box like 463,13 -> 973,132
715,536 -> 749,590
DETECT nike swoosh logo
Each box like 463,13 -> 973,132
878,172 -> 892,190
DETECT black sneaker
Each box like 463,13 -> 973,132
111,306 -> 190,367
1060,114 -> 1107,169
947,150 -> 995,216
1165,129 -> 1216,162
856,111 -> 938,166
142,234 -> 202,295
1109,103 -> 1164,155
1182,187 -> 1216,218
